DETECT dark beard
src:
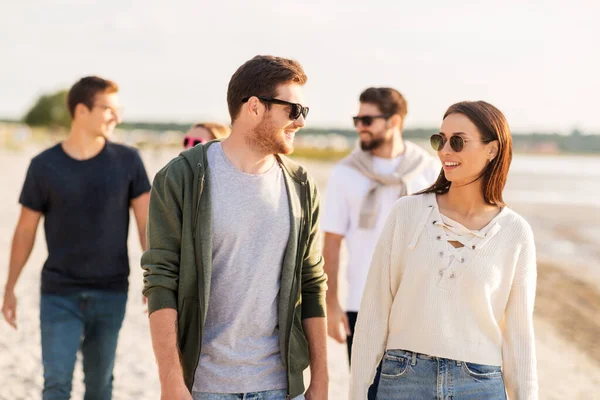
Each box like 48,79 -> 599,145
360,137 -> 385,151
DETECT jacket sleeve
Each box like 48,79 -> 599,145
502,225 -> 539,399
300,178 -> 328,319
141,165 -> 184,315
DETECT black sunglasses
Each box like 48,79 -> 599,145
352,115 -> 389,127
242,96 -> 309,121
430,133 -> 492,152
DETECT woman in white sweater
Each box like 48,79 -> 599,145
349,101 -> 537,400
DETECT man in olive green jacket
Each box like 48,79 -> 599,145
142,56 -> 328,400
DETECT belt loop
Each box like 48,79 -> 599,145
456,360 -> 461,366
411,351 -> 417,366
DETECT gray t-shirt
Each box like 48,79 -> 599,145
193,143 -> 290,393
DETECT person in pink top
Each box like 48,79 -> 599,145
183,122 -> 230,149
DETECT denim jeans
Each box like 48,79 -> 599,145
375,349 -> 507,400
40,291 -> 127,400
193,390 -> 304,400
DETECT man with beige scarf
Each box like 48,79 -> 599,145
322,87 -> 439,395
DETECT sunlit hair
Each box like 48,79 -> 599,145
227,55 -> 307,123
419,101 -> 513,206
67,76 -> 118,118
192,122 -> 231,139
359,87 -> 407,120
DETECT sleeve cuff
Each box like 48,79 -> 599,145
301,294 -> 327,319
321,226 -> 347,236
19,200 -> 44,213
145,286 -> 178,315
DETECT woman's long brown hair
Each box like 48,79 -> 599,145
419,101 -> 513,206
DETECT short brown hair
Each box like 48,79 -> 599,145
359,87 -> 408,119
192,122 -> 231,139
67,76 -> 119,118
227,55 -> 307,122
420,101 -> 513,206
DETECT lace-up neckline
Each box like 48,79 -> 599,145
438,214 -> 485,266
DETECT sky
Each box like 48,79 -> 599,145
1,0 -> 599,133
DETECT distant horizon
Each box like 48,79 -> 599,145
0,90 -> 596,135
1,116 -> 597,136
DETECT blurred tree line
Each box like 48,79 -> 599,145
23,90 -> 70,128
16,90 -> 600,153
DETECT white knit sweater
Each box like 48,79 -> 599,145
349,193 -> 538,400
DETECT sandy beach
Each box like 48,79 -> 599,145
1,145 -> 599,400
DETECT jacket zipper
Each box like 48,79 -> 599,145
190,162 -> 205,389
286,181 -> 306,398
192,163 -> 205,239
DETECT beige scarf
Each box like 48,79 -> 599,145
343,141 -> 434,229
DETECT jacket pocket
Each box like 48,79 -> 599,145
289,315 -> 310,372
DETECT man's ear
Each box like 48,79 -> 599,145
389,114 -> 402,130
74,103 -> 90,119
246,96 -> 263,118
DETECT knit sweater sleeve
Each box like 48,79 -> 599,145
349,201 -> 400,399
501,224 -> 538,399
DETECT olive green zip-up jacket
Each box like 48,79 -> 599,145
141,141 -> 327,398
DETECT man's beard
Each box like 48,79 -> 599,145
359,131 -> 385,151
246,115 -> 293,155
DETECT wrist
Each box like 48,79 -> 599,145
310,363 -> 329,380
309,373 -> 330,386
4,282 -> 15,293
159,368 -> 185,388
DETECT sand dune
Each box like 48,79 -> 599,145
0,147 -> 599,399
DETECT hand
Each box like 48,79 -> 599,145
160,379 -> 192,400
305,378 -> 328,400
2,289 -> 17,329
326,301 -> 350,344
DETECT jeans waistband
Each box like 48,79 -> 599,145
386,349 -> 464,366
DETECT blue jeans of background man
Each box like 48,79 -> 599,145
40,291 -> 127,400
375,349 -> 507,399
193,390 -> 305,399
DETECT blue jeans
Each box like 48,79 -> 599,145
376,349 -> 507,400
193,390 -> 304,400
40,291 -> 127,400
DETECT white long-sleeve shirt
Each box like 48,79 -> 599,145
349,193 -> 538,400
